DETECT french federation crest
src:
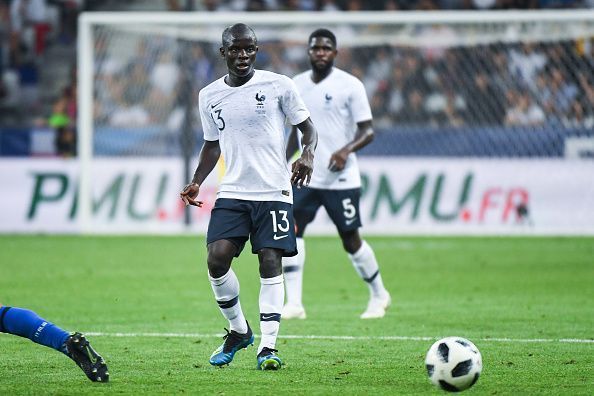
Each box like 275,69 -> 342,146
255,92 -> 266,114
324,93 -> 333,109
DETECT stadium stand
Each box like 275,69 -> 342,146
0,0 -> 593,157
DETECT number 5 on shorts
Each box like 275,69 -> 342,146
342,198 -> 356,219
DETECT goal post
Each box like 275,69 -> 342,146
77,10 -> 594,235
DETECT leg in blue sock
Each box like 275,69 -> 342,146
0,306 -> 69,352
0,305 -> 109,382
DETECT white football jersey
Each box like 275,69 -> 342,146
293,67 -> 372,190
199,70 -> 310,203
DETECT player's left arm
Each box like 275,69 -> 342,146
291,117 -> 318,188
329,119 -> 374,172
286,125 -> 299,162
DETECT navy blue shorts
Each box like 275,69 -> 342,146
292,186 -> 362,237
207,198 -> 297,257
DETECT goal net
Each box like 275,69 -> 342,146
78,11 -> 594,235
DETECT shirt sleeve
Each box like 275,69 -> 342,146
349,78 -> 373,123
198,90 -> 219,141
279,75 -> 310,126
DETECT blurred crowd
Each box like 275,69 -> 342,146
93,33 -> 594,133
352,41 -> 594,129
172,0 -> 593,11
0,0 -> 80,155
1,0 -> 594,158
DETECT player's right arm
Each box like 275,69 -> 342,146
328,119 -> 374,172
329,77 -> 374,172
180,89 -> 221,207
180,140 -> 221,207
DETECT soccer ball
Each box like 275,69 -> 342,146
425,337 -> 482,392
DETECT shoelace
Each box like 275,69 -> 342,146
222,328 -> 247,352
259,347 -> 278,356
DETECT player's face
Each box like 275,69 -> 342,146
308,37 -> 336,73
221,35 -> 258,80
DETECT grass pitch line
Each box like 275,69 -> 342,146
83,332 -> 594,344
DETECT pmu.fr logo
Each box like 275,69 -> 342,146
460,187 -> 532,225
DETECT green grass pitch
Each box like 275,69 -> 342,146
0,235 -> 592,395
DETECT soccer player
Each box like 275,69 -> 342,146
282,29 -> 391,320
0,304 -> 109,382
179,23 -> 317,370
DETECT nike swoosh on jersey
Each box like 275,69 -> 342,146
210,101 -> 223,109
273,234 -> 288,240
345,218 -> 358,225
261,314 -> 276,320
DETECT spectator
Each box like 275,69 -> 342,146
109,97 -> 150,127
319,0 -> 341,11
464,71 -> 506,125
386,66 -> 406,117
508,43 -> 547,90
189,44 -> 215,90
397,88 -> 432,125
472,0 -> 497,9
1,1 -> 18,117
15,44 -> 40,109
548,66 -> 578,114
123,62 -> 152,106
440,91 -> 465,127
55,125 -> 76,156
150,50 -> 179,97
10,0 -> 52,56
504,91 -> 545,126
48,96 -> 70,129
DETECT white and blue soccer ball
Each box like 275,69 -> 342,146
425,337 -> 482,392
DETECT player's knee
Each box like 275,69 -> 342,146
340,230 -> 362,254
207,257 -> 232,279
258,248 -> 283,278
207,242 -> 235,278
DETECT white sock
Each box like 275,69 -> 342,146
282,238 -> 305,308
209,269 -> 248,334
258,274 -> 284,354
348,240 -> 388,299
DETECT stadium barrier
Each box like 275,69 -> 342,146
1,157 -> 593,235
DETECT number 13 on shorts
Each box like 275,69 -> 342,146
270,210 -> 290,233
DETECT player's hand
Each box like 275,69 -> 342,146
179,183 -> 203,207
291,151 -> 314,188
328,148 -> 349,172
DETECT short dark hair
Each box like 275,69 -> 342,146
308,28 -> 336,48
222,23 -> 257,47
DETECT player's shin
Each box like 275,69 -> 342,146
209,269 -> 248,334
258,275 -> 284,353
348,240 -> 388,299
0,306 -> 70,352
282,238 -> 305,307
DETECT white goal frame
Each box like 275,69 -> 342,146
77,10 -> 594,234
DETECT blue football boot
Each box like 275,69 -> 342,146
256,347 -> 282,370
209,323 -> 254,366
